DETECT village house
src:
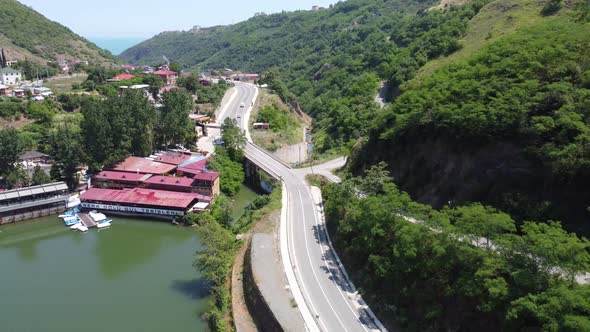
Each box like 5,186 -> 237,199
109,73 -> 136,82
0,67 -> 22,85
0,84 -> 13,96
154,70 -> 178,85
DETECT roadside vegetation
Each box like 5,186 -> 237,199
323,163 -> 590,331
188,122 -> 281,331
250,90 -> 303,151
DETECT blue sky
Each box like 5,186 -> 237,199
18,0 -> 335,38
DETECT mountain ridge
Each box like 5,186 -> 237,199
0,0 -> 116,65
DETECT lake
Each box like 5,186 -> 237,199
0,185 -> 259,332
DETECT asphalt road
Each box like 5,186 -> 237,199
220,82 -> 384,332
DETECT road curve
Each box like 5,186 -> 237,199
221,82 -> 386,331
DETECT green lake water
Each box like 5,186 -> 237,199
0,185 -> 259,332
0,216 -> 209,332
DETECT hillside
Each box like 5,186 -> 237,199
0,0 -> 116,65
121,0 -> 590,231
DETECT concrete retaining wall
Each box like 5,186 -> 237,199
243,235 -> 283,332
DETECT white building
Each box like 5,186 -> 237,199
0,67 -> 22,85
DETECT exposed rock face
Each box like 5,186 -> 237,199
351,136 -> 590,233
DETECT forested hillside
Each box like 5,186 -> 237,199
0,0 -> 115,64
123,0 -> 590,232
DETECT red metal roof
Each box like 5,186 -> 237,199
143,176 -> 195,188
194,172 -> 219,181
80,188 -> 200,209
154,70 -> 177,76
112,156 -> 177,175
154,154 -> 191,165
94,171 -> 152,182
113,73 -> 135,80
180,159 -> 207,171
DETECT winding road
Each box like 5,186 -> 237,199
217,81 -> 386,332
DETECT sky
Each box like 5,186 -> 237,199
18,0 -> 335,39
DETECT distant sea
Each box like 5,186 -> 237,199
89,37 -> 146,56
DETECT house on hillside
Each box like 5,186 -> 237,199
154,70 -> 178,85
109,73 -> 136,82
0,84 -> 13,96
0,67 -> 22,85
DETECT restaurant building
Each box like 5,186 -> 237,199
80,188 -> 202,217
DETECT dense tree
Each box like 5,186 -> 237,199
31,165 -> 51,185
49,124 -> 82,190
207,146 -> 245,197
81,90 -> 156,170
0,128 -> 23,180
220,118 -> 246,161
322,167 -> 590,331
156,89 -> 194,148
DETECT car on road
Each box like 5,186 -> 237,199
239,102 -> 245,108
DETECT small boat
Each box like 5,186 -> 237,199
97,222 -> 111,229
69,223 -> 81,230
63,216 -> 80,226
89,211 -> 108,222
98,218 -> 112,224
78,225 -> 89,232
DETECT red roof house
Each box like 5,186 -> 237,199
111,73 -> 136,81
154,70 -> 178,85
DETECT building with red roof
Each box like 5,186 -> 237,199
193,172 -> 220,197
154,153 -> 191,166
176,159 -> 208,177
140,173 -> 220,197
93,171 -> 152,189
110,73 -> 136,81
143,176 -> 195,192
80,188 -> 202,217
111,156 -> 177,175
154,70 -> 178,85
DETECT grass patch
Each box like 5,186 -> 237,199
45,74 -> 88,94
416,0 -> 567,80
250,89 -> 304,151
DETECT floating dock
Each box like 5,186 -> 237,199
77,213 -> 97,228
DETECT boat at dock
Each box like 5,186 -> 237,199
89,211 -> 108,222
78,225 -> 89,232
97,221 -> 111,229
69,223 -> 81,230
63,216 -> 80,226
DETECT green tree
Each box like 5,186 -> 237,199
5,164 -> 29,188
49,124 -> 82,190
169,62 -> 182,74
156,89 -> 194,148
26,102 -> 55,123
221,117 -> 246,161
0,128 -> 24,181
142,74 -> 165,99
508,285 -> 590,331
31,165 -> 51,185
450,204 -> 516,249
207,146 -> 245,197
